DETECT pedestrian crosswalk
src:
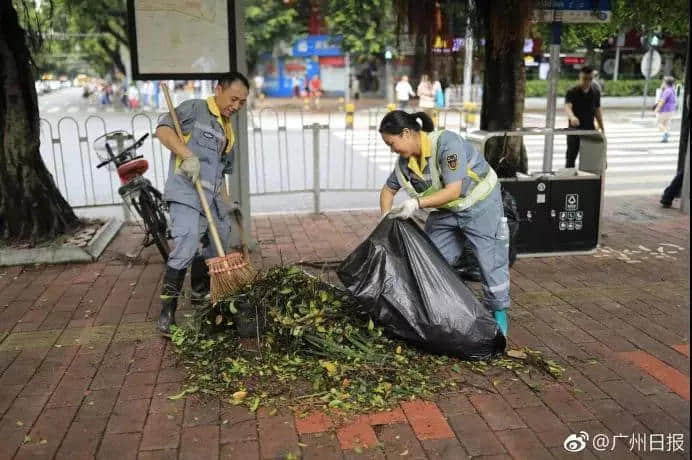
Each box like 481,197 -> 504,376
332,122 -> 682,197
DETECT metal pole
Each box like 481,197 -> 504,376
641,46 -> 654,118
543,21 -> 561,172
613,45 -> 620,81
312,123 -> 321,214
345,52 -> 351,105
681,142 -> 690,214
385,58 -> 393,104
462,18 -> 473,103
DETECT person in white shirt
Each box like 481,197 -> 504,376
395,75 -> 415,110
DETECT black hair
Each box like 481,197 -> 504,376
217,71 -> 250,90
580,65 -> 594,74
379,110 -> 434,135
664,76 -> 675,86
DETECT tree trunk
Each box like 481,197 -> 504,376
479,0 -> 531,176
0,3 -> 79,244
98,37 -> 127,76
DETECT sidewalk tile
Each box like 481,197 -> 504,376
140,412 -> 181,451
401,400 -> 455,440
183,396 -> 219,427
295,410 -> 334,434
219,440 -> 259,459
469,394 -> 527,431
220,418 -> 257,444
495,428 -> 553,460
337,421 -> 378,450
672,344 -> 690,357
179,424 -> 218,460
435,394 -> 475,416
374,423 -> 427,458
516,405 -> 564,433
137,449 -> 179,460
97,432 -> 140,460
75,387 -> 119,420
420,438 -> 469,459
299,432 -> 343,459
55,416 -> 108,459
256,408 -> 300,458
107,398 -> 150,434
539,384 -> 595,423
619,350 -> 690,400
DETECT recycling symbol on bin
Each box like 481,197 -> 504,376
565,194 -> 579,211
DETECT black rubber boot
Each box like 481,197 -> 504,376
190,254 -> 210,307
157,267 -> 186,334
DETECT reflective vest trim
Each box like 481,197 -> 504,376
395,130 -> 497,211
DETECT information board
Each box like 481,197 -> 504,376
533,0 -> 611,23
127,0 -> 236,80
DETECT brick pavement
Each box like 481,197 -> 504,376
0,195 -> 689,459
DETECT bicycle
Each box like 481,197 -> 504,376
94,130 -> 170,261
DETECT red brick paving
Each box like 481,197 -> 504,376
0,196 -> 690,458
619,351 -> 691,401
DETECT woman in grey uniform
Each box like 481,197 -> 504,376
379,111 -> 510,336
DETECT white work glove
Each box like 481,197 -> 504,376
179,156 -> 200,184
388,198 -> 419,220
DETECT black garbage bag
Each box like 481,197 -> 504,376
337,218 -> 506,360
456,186 -> 520,281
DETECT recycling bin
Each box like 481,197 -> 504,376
466,129 -> 607,256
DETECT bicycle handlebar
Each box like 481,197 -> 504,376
96,133 -> 149,169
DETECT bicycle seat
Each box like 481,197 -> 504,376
117,158 -> 149,183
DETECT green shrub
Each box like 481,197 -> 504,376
525,79 -> 663,97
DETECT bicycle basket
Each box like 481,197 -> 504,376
92,130 -> 133,171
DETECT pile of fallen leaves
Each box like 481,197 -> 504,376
171,267 -> 565,412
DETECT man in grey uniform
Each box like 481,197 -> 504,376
155,73 -> 249,333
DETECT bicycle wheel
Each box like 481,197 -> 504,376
136,186 -> 170,262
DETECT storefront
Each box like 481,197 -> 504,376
259,35 -> 346,98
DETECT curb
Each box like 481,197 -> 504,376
0,218 -> 123,267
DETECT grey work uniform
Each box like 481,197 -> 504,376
386,130 -> 510,312
158,98 -> 235,270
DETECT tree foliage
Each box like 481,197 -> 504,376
28,0 -> 127,76
532,0 -> 690,53
245,0 -> 305,71
325,0 -> 396,56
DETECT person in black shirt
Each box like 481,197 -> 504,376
564,66 -> 605,168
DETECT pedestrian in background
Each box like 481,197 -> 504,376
433,74 -> 444,108
417,74 -> 435,114
654,76 -> 677,143
395,75 -> 415,110
309,74 -> 322,109
564,66 -> 604,168
660,88 -> 688,208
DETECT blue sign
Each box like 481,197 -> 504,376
292,35 -> 343,57
260,55 -> 320,97
534,0 -> 610,9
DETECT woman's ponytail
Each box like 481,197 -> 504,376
379,109 -> 436,134
413,112 -> 435,132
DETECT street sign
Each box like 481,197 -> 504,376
533,0 -> 611,23
127,0 -> 237,80
641,50 -> 661,78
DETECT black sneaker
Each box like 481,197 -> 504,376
660,200 -> 673,208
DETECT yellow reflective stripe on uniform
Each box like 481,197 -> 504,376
467,168 -> 481,183
488,279 -> 510,293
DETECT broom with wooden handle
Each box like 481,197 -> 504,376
160,82 -> 254,302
